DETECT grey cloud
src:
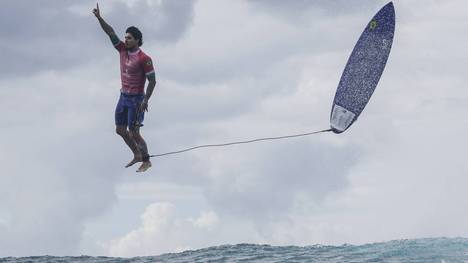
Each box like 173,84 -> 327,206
150,67 -> 302,129
0,76 -> 124,256
0,126 -> 121,256
0,1 -> 97,77
248,0 -> 386,18
159,1 -> 387,89
105,0 -> 196,43
0,0 -> 195,78
204,140 -> 360,222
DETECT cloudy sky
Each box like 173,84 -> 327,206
0,0 -> 467,257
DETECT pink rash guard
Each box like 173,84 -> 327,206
114,41 -> 155,95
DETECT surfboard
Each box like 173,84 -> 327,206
330,2 -> 395,133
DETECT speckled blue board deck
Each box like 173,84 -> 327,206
330,2 -> 395,133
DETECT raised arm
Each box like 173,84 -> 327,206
92,3 -> 120,45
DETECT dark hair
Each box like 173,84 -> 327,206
126,26 -> 143,46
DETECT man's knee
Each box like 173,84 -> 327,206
128,128 -> 140,139
116,126 -> 128,137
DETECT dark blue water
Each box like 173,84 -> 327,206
2,238 -> 468,262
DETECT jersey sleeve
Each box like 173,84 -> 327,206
109,33 -> 125,52
114,41 -> 125,52
142,56 -> 155,76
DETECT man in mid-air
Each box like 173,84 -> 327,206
93,3 -> 156,172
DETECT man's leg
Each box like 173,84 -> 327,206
116,125 -> 143,167
129,128 -> 152,172
115,95 -> 143,168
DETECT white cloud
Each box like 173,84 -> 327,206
107,202 -> 222,256
189,211 -> 219,229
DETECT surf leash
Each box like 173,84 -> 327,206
149,128 -> 332,158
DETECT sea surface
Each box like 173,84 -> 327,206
2,238 -> 468,263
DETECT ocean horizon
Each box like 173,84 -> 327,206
2,237 -> 468,262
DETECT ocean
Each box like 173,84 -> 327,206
1,238 -> 468,262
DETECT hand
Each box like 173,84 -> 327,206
140,99 -> 149,112
92,3 -> 101,18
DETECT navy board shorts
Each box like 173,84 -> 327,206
115,93 -> 145,129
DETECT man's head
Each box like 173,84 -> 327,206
125,26 -> 143,49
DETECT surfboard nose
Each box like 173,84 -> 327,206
377,2 -> 395,17
369,1 -> 395,35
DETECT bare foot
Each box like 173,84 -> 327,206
137,161 -> 152,173
125,156 -> 143,168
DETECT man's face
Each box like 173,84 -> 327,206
124,33 -> 138,49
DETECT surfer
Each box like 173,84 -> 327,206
93,3 -> 156,172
